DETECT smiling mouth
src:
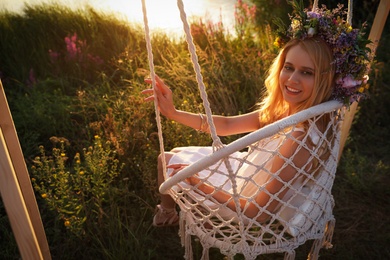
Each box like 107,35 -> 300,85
286,86 -> 301,93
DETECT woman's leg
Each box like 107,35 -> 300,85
153,152 -> 180,227
157,152 -> 176,209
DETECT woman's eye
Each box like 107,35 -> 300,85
302,70 -> 314,76
284,66 -> 293,71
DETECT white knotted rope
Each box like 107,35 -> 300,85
347,0 -> 353,25
176,0 -> 223,150
175,0 -> 246,238
140,0 -> 166,173
312,0 -> 319,11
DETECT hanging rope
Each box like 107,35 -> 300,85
140,0 -> 166,172
175,0 -> 245,235
312,0 -> 319,11
176,0 -> 223,150
347,0 -> 353,25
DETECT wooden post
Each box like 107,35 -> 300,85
0,80 -> 51,259
339,0 -> 390,157
0,129 -> 43,259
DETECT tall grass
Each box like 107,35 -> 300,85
0,2 -> 389,259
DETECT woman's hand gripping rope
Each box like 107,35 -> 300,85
142,75 -> 176,118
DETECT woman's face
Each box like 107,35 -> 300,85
279,44 -> 315,111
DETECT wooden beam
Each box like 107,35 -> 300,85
0,80 -> 51,259
339,0 -> 390,158
0,128 -> 43,259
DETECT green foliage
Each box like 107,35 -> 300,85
331,150 -> 390,259
9,78 -> 75,156
251,0 -> 293,29
31,135 -> 123,236
0,3 -> 136,87
340,149 -> 389,194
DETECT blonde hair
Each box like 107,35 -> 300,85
259,37 -> 335,126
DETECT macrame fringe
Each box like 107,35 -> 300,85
308,218 -> 336,259
201,246 -> 209,260
184,231 -> 193,260
284,250 -> 296,260
308,239 -> 322,260
180,212 -> 193,260
226,254 -> 235,260
323,218 -> 336,249
179,212 -> 186,246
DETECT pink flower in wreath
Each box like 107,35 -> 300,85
336,75 -> 368,89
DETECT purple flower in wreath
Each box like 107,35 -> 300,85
307,11 -> 321,19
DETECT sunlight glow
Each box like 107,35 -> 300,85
1,0 -> 236,38
92,0 -> 235,37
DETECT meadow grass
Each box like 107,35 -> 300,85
0,3 -> 389,259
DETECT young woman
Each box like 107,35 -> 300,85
142,36 -> 337,227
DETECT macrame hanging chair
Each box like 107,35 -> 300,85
141,0 -> 354,259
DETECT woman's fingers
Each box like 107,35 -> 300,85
154,75 -> 171,95
167,163 -> 189,169
141,88 -> 153,93
144,75 -> 170,93
145,75 -> 169,90
141,89 -> 155,102
141,89 -> 154,95
143,75 -> 171,100
168,163 -> 189,177
169,168 -> 185,177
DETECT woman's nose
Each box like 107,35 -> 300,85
288,71 -> 299,84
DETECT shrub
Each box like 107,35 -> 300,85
31,136 -> 123,237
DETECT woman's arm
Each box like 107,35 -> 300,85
142,75 -> 261,136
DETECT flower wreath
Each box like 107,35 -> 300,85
274,0 -> 372,105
